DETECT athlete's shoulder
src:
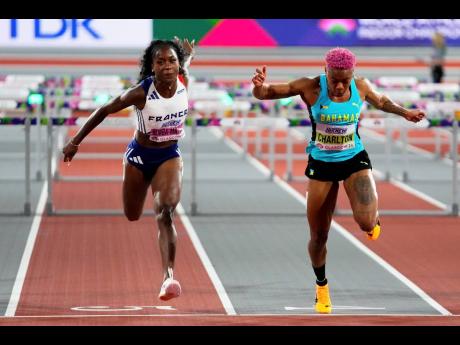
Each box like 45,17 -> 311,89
311,76 -> 321,87
355,76 -> 374,90
177,77 -> 187,91
353,76 -> 376,100
297,75 -> 320,84
304,76 -> 321,95
128,83 -> 147,97
305,75 -> 320,84
119,83 -> 147,109
290,76 -> 319,90
139,76 -> 154,95
291,76 -> 321,105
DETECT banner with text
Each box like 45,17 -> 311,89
0,19 -> 153,48
154,19 -> 460,47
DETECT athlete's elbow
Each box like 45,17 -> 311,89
95,105 -> 114,120
378,96 -> 391,110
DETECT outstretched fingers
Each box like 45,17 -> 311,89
255,65 -> 267,76
174,36 -> 195,55
252,65 -> 267,86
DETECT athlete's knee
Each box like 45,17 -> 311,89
310,230 -> 329,246
124,210 -> 142,222
156,204 -> 176,225
123,201 -> 143,221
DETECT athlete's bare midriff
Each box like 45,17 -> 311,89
135,130 -> 178,148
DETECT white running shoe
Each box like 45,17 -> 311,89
158,268 -> 181,301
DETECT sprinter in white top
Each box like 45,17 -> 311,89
63,38 -> 195,301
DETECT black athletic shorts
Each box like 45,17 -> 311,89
305,150 -> 372,182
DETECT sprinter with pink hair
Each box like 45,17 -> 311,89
252,47 -> 425,314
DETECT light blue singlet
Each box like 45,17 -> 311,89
306,74 -> 364,162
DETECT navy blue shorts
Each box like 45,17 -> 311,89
124,139 -> 181,180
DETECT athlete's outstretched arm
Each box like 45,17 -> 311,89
359,78 -> 425,123
62,86 -> 144,162
252,65 -> 309,100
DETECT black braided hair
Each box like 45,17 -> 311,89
138,40 -> 186,82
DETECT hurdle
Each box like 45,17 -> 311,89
2,113 -> 459,217
185,116 -> 459,217
3,74 -> 459,217
0,74 -> 46,215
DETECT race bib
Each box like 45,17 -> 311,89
315,123 -> 356,151
149,127 -> 185,142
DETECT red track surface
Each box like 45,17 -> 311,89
14,214 -> 225,317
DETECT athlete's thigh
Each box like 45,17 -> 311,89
122,161 -> 151,214
307,179 -> 339,231
151,157 -> 183,208
343,169 -> 378,215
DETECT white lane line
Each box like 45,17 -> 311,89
217,129 -> 452,316
0,312 -> 455,319
5,184 -> 48,317
176,202 -> 236,315
0,313 -> 228,319
5,128 -> 62,317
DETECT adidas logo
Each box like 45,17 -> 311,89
148,91 -> 160,100
129,156 -> 144,164
128,155 -> 144,165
